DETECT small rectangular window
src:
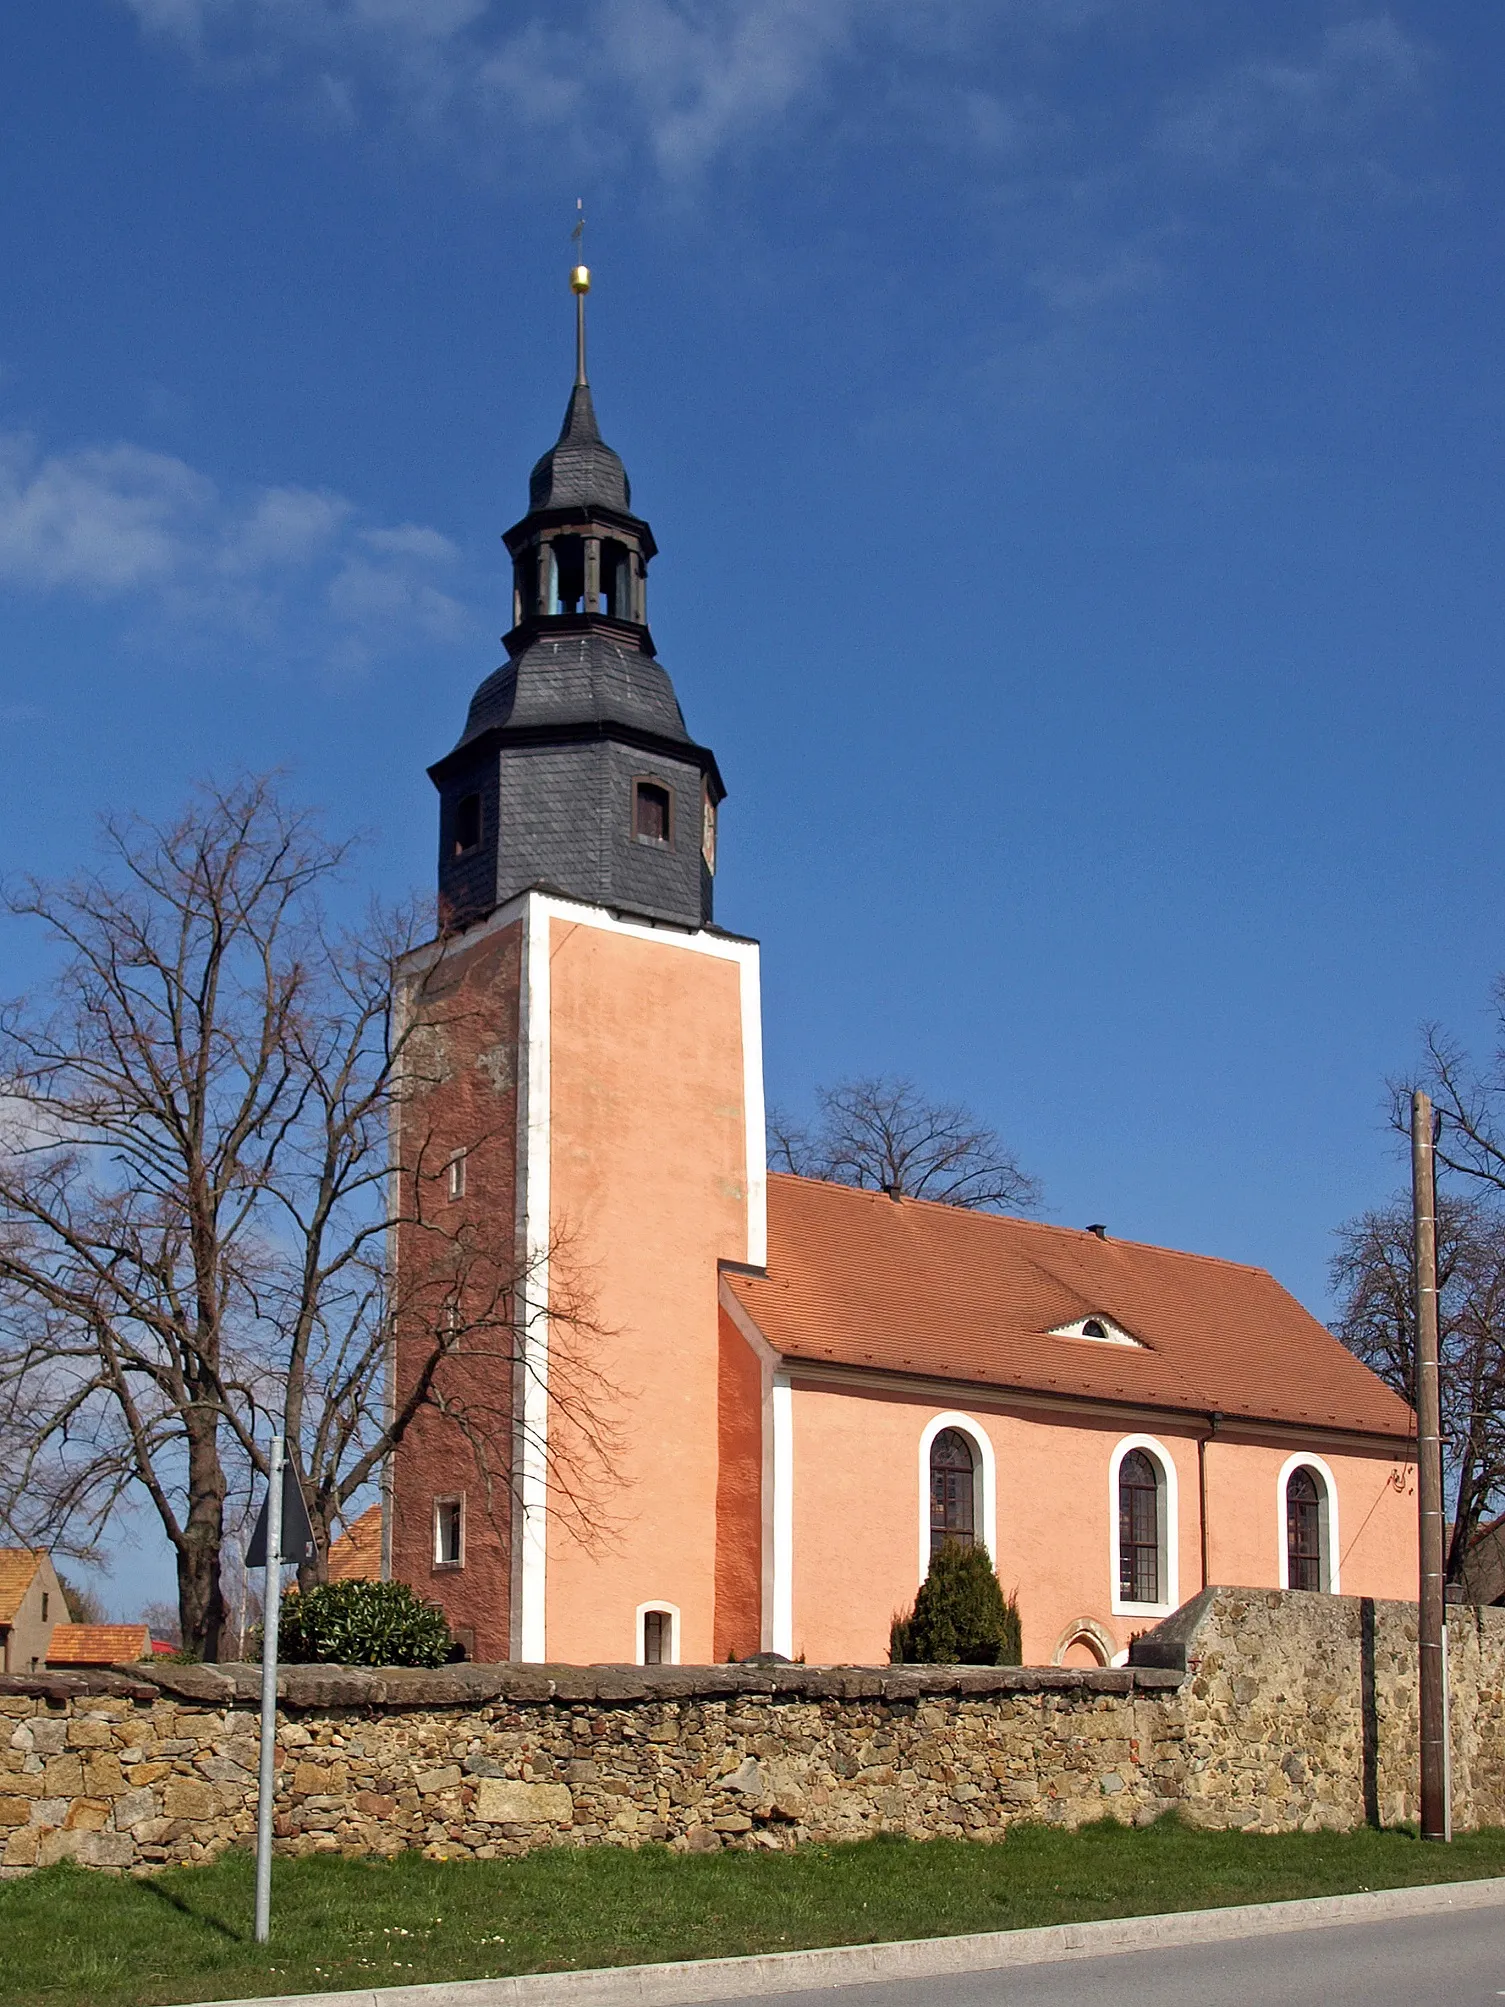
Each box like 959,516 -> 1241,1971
453,793 -> 482,856
40,1593 -> 48,1622
642,1609 -> 669,1664
434,1498 -> 463,1567
633,780 -> 671,845
447,1151 -> 467,1201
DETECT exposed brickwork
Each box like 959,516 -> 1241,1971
390,919 -> 523,1662
714,1305 -> 762,1661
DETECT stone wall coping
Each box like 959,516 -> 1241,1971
0,1659 -> 1185,1710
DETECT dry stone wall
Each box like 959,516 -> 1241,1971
3,1589 -> 1504,1876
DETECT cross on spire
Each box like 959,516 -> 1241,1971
570,198 -> 590,387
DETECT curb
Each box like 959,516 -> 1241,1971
186,1873 -> 1505,2007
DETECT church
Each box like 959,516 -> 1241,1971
385,265 -> 1418,1670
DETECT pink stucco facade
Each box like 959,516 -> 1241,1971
781,1377 -> 1417,1666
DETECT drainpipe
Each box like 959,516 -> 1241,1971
1199,1412 -> 1222,1591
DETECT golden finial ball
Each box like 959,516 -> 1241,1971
570,264 -> 591,295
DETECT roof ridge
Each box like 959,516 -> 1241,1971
766,1172 -> 1275,1278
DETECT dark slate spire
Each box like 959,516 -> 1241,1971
527,382 -> 631,514
429,251 -> 724,935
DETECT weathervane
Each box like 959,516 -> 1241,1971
570,197 -> 590,387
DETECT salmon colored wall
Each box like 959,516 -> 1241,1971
715,1305 -> 764,1661
787,1381 -> 1417,1666
544,917 -> 752,1664
390,920 -> 523,1663
1204,1439 -> 1417,1602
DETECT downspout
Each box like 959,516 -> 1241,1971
1199,1413 -> 1222,1591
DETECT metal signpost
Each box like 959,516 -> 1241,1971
247,1436 -> 318,1942
253,1434 -> 284,1943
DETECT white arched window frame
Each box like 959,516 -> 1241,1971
1109,1433 -> 1180,1618
917,1412 -> 998,1583
635,1601 -> 681,1666
1276,1452 -> 1341,1594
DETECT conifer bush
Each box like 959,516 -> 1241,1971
261,1580 -> 454,1668
889,1541 -> 1022,1666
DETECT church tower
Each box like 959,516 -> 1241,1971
388,261 -> 766,1666
429,263 -> 723,934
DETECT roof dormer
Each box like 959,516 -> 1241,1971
1048,1313 -> 1145,1349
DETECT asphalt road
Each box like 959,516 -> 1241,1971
685,1907 -> 1505,2007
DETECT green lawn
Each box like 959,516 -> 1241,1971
3,1822 -> 1505,2007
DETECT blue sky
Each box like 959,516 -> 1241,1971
3,3 -> 1502,1611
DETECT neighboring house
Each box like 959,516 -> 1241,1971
45,1624 -> 151,1667
326,1504 -> 382,1583
0,1551 -> 70,1675
1459,1514 -> 1505,1605
385,272 -> 1420,1670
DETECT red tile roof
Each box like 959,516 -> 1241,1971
46,1623 -> 151,1666
0,1550 -> 44,1626
726,1175 -> 1414,1442
327,1504 -> 382,1582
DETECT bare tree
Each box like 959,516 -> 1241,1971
769,1075 -> 1042,1213
1405,993 -> 1505,1202
0,776 -> 615,1658
54,1573 -> 107,1625
1331,1191 -> 1505,1580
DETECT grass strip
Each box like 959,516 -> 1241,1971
4,1820 -> 1505,2007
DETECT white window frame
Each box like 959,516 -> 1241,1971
1109,1433 -> 1179,1618
432,1494 -> 465,1568
446,1150 -> 467,1201
635,1601 -> 681,1666
917,1412 -> 998,1583
1277,1452 -> 1341,1594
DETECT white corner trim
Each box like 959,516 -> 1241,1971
916,1412 -> 999,1585
516,892 -> 553,1662
737,945 -> 767,1269
1109,1432 -> 1180,1619
1276,1450 -> 1342,1594
634,1601 -> 681,1666
771,1373 -> 794,1659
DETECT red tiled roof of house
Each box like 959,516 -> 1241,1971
0,1550 -> 44,1625
726,1175 -> 1415,1442
327,1504 -> 382,1582
46,1624 -> 151,1666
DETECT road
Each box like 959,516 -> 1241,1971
683,1907 -> 1505,2007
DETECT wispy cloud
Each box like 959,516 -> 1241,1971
115,0 -> 1060,179
0,431 -> 473,666
1159,16 -> 1429,172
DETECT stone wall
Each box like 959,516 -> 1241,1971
1141,1587 -> 1505,1833
3,1588 -> 1503,1876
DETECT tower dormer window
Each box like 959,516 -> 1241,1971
453,793 -> 482,856
633,780 -> 671,845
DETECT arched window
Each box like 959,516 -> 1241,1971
930,1427 -> 976,1555
1118,1449 -> 1161,1604
1287,1467 -> 1324,1591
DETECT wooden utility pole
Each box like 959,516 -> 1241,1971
1411,1089 -> 1449,1841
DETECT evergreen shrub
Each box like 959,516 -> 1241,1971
261,1580 -> 454,1668
889,1541 -> 1022,1666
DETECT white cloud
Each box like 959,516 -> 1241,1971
0,431 -> 472,664
116,0 -> 979,177
0,438 -> 211,591
1160,16 -> 1428,170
